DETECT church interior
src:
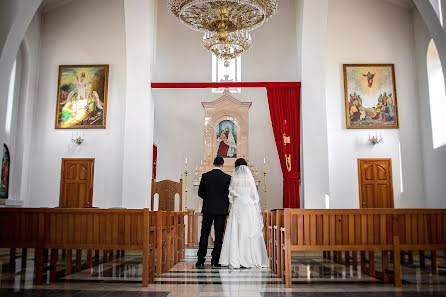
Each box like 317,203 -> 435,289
0,0 -> 446,296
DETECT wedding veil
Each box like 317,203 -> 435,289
229,165 -> 264,230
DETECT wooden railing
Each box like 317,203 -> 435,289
0,208 -> 186,286
185,209 -> 218,248
264,209 -> 446,288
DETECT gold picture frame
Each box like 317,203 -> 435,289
55,64 -> 109,129
343,64 -> 399,129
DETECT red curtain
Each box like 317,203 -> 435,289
266,87 -> 301,208
152,144 -> 158,180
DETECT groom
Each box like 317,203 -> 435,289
196,156 -> 231,268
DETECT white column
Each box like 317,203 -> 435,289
442,0 -> 446,27
414,0 -> 446,90
300,0 -> 330,208
0,0 -> 41,151
121,0 -> 158,208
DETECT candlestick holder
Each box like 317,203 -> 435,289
368,133 -> 383,145
71,132 -> 85,145
184,161 -> 188,212
263,163 -> 268,213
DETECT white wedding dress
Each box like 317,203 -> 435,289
219,165 -> 269,268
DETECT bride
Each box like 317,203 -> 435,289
219,158 -> 269,268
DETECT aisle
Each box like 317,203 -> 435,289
0,248 -> 445,296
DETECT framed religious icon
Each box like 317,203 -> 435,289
55,64 -> 109,129
0,144 -> 10,198
216,119 -> 237,158
343,64 -> 399,129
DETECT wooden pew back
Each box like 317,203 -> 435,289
0,208 -> 43,248
0,208 -> 186,287
45,209 -> 145,250
269,209 -> 446,288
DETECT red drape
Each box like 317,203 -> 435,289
152,144 -> 158,180
266,87 -> 301,208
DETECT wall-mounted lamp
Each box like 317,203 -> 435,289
368,132 -> 383,145
71,132 -> 85,145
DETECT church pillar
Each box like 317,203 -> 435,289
0,0 -> 41,148
300,0 -> 330,208
121,0 -> 158,208
413,0 -> 446,91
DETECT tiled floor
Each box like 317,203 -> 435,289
0,248 -> 445,296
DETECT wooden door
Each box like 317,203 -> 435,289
358,159 -> 394,208
59,158 -> 95,208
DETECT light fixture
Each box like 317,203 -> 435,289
71,132 -> 85,145
168,0 -> 277,65
203,31 -> 252,67
168,1 -> 277,33
368,133 -> 383,145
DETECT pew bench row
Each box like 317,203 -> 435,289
263,209 -> 446,288
0,208 -> 186,286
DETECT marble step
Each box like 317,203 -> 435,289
184,247 -> 213,258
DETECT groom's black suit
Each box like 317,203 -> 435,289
197,168 -> 231,265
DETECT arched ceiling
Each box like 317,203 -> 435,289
384,0 -> 414,9
40,0 -> 73,14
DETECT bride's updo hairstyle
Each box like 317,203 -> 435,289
234,158 -> 248,168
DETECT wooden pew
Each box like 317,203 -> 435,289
156,210 -> 168,277
268,211 -> 275,270
274,209 -> 284,278
0,208 -> 186,287
271,209 -> 446,288
0,209 -> 43,275
175,212 -> 186,262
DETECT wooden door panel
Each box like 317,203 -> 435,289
66,164 -> 77,180
358,159 -> 393,209
78,163 -> 90,181
78,183 -> 88,207
364,184 -> 375,208
64,184 -> 77,207
60,159 -> 94,208
364,164 -> 374,180
376,184 -> 389,208
377,165 -> 387,180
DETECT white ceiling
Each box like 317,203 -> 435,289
39,0 -> 414,15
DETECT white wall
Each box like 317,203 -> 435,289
25,0 -> 127,207
413,9 -> 446,208
325,0 -> 425,208
5,0 -> 445,210
153,0 -> 299,211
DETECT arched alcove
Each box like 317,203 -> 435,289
427,39 -> 446,149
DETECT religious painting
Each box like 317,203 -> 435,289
55,65 -> 109,129
216,120 -> 237,158
0,144 -> 10,198
343,64 -> 399,129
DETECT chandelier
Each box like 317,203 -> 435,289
203,31 -> 252,67
168,0 -> 277,66
168,0 -> 277,33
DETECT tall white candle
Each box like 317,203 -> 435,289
185,157 -> 188,164
264,157 -> 266,164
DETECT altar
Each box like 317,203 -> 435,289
186,89 -> 260,247
193,89 -> 260,186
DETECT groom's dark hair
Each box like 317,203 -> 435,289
235,158 -> 247,168
213,156 -> 224,167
